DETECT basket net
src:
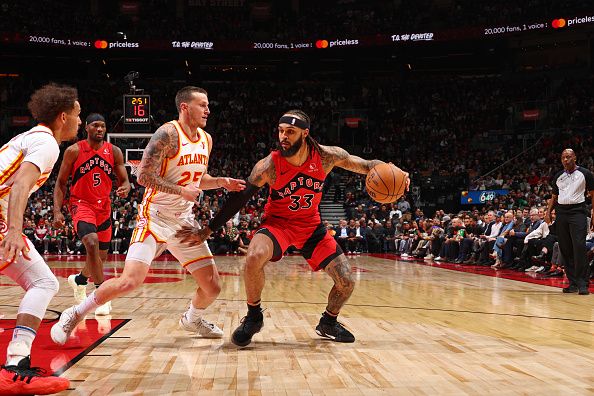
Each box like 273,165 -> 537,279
126,160 -> 141,176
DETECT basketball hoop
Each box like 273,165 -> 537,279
125,160 -> 141,176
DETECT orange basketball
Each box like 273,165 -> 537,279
365,163 -> 408,203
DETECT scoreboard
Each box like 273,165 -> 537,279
123,94 -> 151,132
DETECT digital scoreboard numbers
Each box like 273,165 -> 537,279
123,95 -> 151,131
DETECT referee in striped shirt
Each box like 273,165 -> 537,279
546,149 -> 594,295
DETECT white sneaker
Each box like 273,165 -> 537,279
434,256 -> 443,261
525,265 -> 539,272
424,254 -> 434,260
96,315 -> 112,335
179,314 -> 223,338
401,253 -> 409,258
51,306 -> 83,345
95,301 -> 112,316
535,266 -> 546,273
68,274 -> 87,304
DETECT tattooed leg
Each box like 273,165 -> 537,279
324,254 -> 355,314
244,233 -> 275,304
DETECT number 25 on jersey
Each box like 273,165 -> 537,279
178,171 -> 203,186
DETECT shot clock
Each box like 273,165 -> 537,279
124,94 -> 150,124
123,94 -> 151,132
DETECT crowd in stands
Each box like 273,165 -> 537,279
1,0 -> 592,41
1,39 -> 592,282
332,199 -> 594,279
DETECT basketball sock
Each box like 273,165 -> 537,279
322,310 -> 338,323
186,302 -> 203,322
6,326 -> 35,365
75,291 -> 100,317
75,273 -> 88,286
247,300 -> 262,318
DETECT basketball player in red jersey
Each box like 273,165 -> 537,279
178,110 -> 409,346
53,113 -> 130,315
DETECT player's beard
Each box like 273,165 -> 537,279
89,133 -> 104,143
280,136 -> 304,157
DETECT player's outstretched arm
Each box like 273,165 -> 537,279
176,154 -> 275,245
320,145 -> 410,192
199,174 -> 246,192
113,145 -> 131,198
53,144 -> 78,228
320,145 -> 384,175
137,123 -> 199,202
196,131 -> 246,191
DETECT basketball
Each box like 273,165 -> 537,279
365,163 -> 408,203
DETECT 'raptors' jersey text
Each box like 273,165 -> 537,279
263,149 -> 326,225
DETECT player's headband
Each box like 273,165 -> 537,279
85,113 -> 106,125
279,115 -> 309,130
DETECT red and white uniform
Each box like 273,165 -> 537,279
127,120 -> 213,272
0,125 -> 59,270
258,149 -> 342,270
69,140 -> 115,243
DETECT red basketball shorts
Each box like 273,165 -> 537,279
70,199 -> 112,249
256,216 -> 343,271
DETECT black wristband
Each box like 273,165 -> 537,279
209,182 -> 261,230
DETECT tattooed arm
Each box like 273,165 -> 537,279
176,154 -> 276,244
247,153 -> 276,187
319,145 -> 384,175
136,123 -> 199,201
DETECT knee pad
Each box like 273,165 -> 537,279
31,273 -> 60,295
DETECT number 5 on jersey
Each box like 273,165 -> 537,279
178,171 -> 203,186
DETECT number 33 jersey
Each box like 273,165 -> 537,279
141,120 -> 209,218
263,149 -> 326,226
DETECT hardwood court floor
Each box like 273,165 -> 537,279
1,254 -> 593,395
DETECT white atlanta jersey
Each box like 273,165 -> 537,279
0,125 -> 59,218
140,120 -> 209,219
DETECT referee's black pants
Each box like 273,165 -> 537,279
556,205 -> 590,287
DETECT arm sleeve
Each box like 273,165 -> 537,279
582,167 -> 594,192
22,134 -> 59,173
208,183 -> 261,230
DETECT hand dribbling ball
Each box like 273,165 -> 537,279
365,163 -> 408,203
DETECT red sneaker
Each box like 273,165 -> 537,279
0,358 -> 70,395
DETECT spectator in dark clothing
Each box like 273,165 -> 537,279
502,208 -> 542,266
367,222 -> 385,253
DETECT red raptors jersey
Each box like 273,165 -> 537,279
70,140 -> 115,205
263,149 -> 326,225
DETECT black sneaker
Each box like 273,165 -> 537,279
578,286 -> 590,295
543,269 -> 564,278
231,314 -> 263,347
562,285 -> 579,293
315,318 -> 355,343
